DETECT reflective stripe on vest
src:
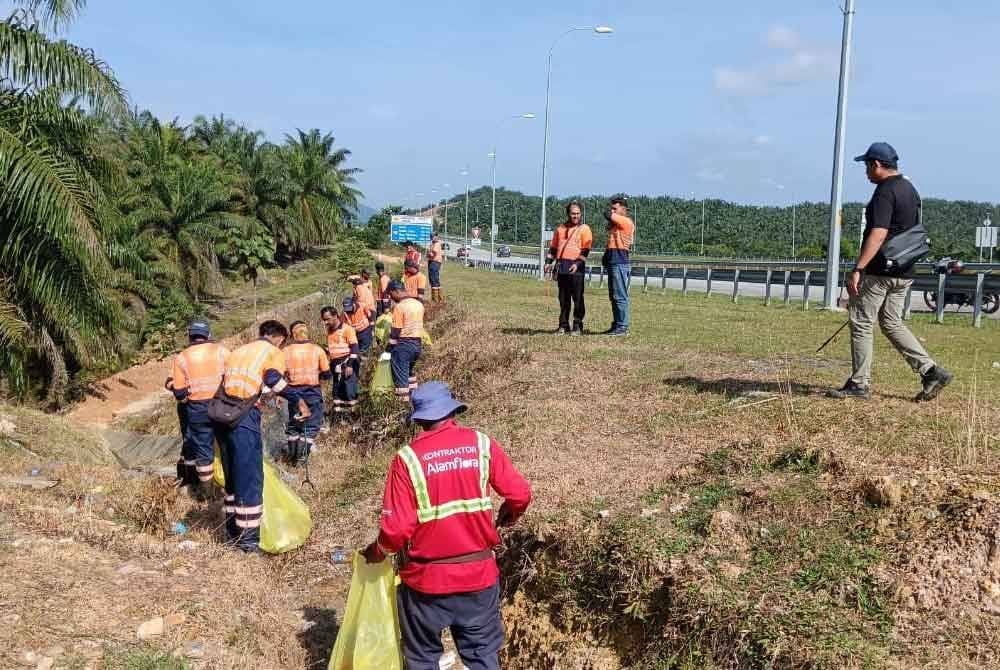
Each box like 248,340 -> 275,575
398,431 -> 492,524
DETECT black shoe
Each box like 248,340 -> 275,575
827,380 -> 871,400
601,326 -> 618,334
607,328 -> 629,337
915,366 -> 953,402
570,324 -> 583,336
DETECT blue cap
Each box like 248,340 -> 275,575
854,142 -> 899,165
387,279 -> 405,292
409,382 -> 467,422
188,320 -> 210,339
342,297 -> 356,312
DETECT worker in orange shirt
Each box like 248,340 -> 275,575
165,320 -> 229,500
375,261 -> 392,314
359,269 -> 378,315
427,232 -> 445,302
602,195 -> 635,336
282,321 -> 331,466
405,241 -> 422,267
322,305 -> 360,416
404,258 -> 428,302
545,201 -> 593,335
387,279 -> 424,401
343,296 -> 373,355
215,320 -> 288,552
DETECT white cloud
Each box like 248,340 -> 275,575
695,167 -> 726,182
752,135 -> 772,146
368,103 -> 398,121
714,26 -> 839,97
766,25 -> 801,50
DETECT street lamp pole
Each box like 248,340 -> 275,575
700,198 -> 706,256
823,0 -> 857,309
538,25 -> 614,280
461,168 -> 470,254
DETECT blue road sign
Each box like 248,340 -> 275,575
390,216 -> 433,244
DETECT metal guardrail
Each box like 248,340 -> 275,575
448,251 -> 1000,328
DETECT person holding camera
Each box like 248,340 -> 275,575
829,142 -> 952,401
602,196 -> 635,336
546,202 -> 593,335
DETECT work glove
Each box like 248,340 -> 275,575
495,502 -> 517,528
164,377 -> 174,391
362,541 -> 386,564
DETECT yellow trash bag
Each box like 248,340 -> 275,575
211,448 -> 312,554
370,353 -> 394,397
329,552 -> 403,670
420,329 -> 433,346
373,313 -> 392,347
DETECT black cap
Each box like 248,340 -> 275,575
854,142 -> 899,165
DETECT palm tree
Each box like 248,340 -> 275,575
281,129 -> 362,254
0,1 -> 136,404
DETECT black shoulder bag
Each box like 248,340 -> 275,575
208,383 -> 260,429
880,195 -> 930,274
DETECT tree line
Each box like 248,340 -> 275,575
407,188 -> 995,261
1,1 -> 361,405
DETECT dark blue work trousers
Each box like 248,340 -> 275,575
218,406 -> 264,551
397,582 -> 503,670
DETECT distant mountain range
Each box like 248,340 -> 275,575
354,203 -> 377,224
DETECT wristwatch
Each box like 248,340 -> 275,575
851,266 -> 865,273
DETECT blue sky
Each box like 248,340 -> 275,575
46,0 -> 1000,208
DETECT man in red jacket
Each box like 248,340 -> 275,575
363,381 -> 532,670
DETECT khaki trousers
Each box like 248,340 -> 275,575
849,275 -> 935,387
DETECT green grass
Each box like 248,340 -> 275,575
439,263 -> 999,668
100,647 -> 190,670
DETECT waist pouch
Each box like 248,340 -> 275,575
208,384 -> 259,429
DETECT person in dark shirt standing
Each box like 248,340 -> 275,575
829,142 -> 952,401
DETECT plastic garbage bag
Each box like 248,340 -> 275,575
373,313 -> 392,347
420,329 -> 433,346
211,448 -> 312,554
328,552 -> 403,670
370,353 -> 394,398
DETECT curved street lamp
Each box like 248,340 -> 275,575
537,26 -> 614,279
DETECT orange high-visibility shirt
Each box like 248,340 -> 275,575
405,272 -> 428,298
428,240 -> 444,263
170,341 -> 230,401
406,249 -> 422,266
222,339 -> 287,399
607,213 -> 635,251
284,342 -> 330,387
392,297 -> 425,339
327,324 -> 358,359
347,308 -> 370,332
354,282 -> 377,314
549,223 -> 593,260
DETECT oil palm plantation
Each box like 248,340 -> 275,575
282,129 -> 361,254
0,0 -> 135,404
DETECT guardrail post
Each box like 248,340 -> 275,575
681,267 -> 689,296
732,269 -> 740,303
902,286 -> 913,320
706,268 -> 713,295
661,267 -> 667,292
973,272 -> 985,328
599,266 -> 605,287
642,266 -> 649,293
783,271 -> 791,305
935,273 -> 946,324
802,271 -> 811,309
764,269 -> 773,306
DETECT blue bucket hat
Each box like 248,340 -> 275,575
188,320 -> 210,339
387,279 -> 406,292
409,382 -> 467,422
342,297 -> 356,312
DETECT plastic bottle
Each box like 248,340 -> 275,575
329,546 -> 349,564
171,521 -> 189,535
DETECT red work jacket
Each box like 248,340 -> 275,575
377,420 -> 532,594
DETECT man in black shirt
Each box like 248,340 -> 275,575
830,142 -> 952,401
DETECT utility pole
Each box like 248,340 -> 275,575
823,0 -> 857,310
792,203 -> 797,258
700,198 -> 706,256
